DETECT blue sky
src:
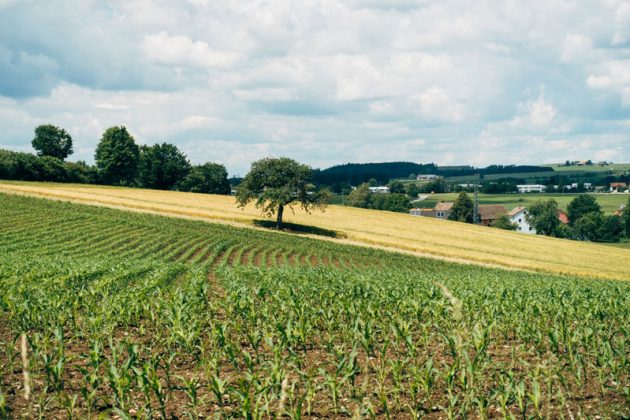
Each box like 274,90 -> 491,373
0,0 -> 628,175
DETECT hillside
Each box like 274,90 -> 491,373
1,180 -> 629,280
1,194 -> 628,417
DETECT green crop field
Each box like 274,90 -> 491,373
0,194 -> 628,418
413,192 -> 629,214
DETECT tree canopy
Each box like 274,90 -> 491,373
448,192 -> 473,223
95,126 -> 140,186
526,199 -> 560,236
138,143 -> 190,190
31,124 -> 73,160
179,162 -> 231,195
567,194 -> 601,225
236,157 -> 329,228
346,183 -> 371,208
492,214 -> 518,230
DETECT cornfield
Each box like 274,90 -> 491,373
0,194 -> 628,418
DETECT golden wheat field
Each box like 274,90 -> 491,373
1,180 -> 629,280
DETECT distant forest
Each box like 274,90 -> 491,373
313,162 -> 553,186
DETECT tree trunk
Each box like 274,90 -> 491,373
276,204 -> 284,229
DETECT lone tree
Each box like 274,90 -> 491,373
32,124 -> 73,160
236,157 -> 329,229
448,192 -> 473,223
95,126 -> 140,185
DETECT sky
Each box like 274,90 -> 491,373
0,0 -> 629,176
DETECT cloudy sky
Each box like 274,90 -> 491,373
1,0 -> 629,175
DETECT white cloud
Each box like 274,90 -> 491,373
561,34 -> 593,62
587,60 -> 630,105
141,31 -> 241,69
612,1 -> 630,45
415,88 -> 466,122
493,91 -> 559,131
484,42 -> 511,54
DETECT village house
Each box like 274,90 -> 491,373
409,207 -> 435,216
507,206 -> 535,234
610,182 -> 628,192
416,174 -> 439,181
434,202 -> 453,219
478,205 -> 507,226
409,202 -> 452,219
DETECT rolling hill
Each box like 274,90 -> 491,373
0,180 -> 628,280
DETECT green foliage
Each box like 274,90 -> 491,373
178,162 -> 231,195
448,192 -> 473,223
405,182 -> 420,198
573,212 -> 603,241
0,149 -> 98,183
418,178 -> 447,194
95,126 -> 140,185
346,184 -> 411,213
567,194 -> 601,225
63,161 -> 98,184
236,157 -> 329,228
346,183 -> 371,208
369,193 -> 412,213
387,180 -> 406,194
574,212 -> 624,243
31,124 -> 73,160
138,143 -> 190,190
526,200 -> 560,236
0,194 -> 628,418
492,214 -> 518,230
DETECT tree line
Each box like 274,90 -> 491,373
316,161 -> 553,189
527,194 -> 630,243
0,124 -> 231,194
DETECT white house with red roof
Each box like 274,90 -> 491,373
508,206 -> 536,234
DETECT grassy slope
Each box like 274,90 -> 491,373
1,181 -> 629,280
414,192 -> 629,213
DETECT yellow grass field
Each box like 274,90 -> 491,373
1,180 -> 629,280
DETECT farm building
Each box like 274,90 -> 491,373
434,202 -> 453,219
369,186 -> 390,194
416,174 -> 439,181
478,205 -> 507,226
409,208 -> 434,216
507,206 -> 535,234
409,202 -> 453,219
517,184 -> 546,193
